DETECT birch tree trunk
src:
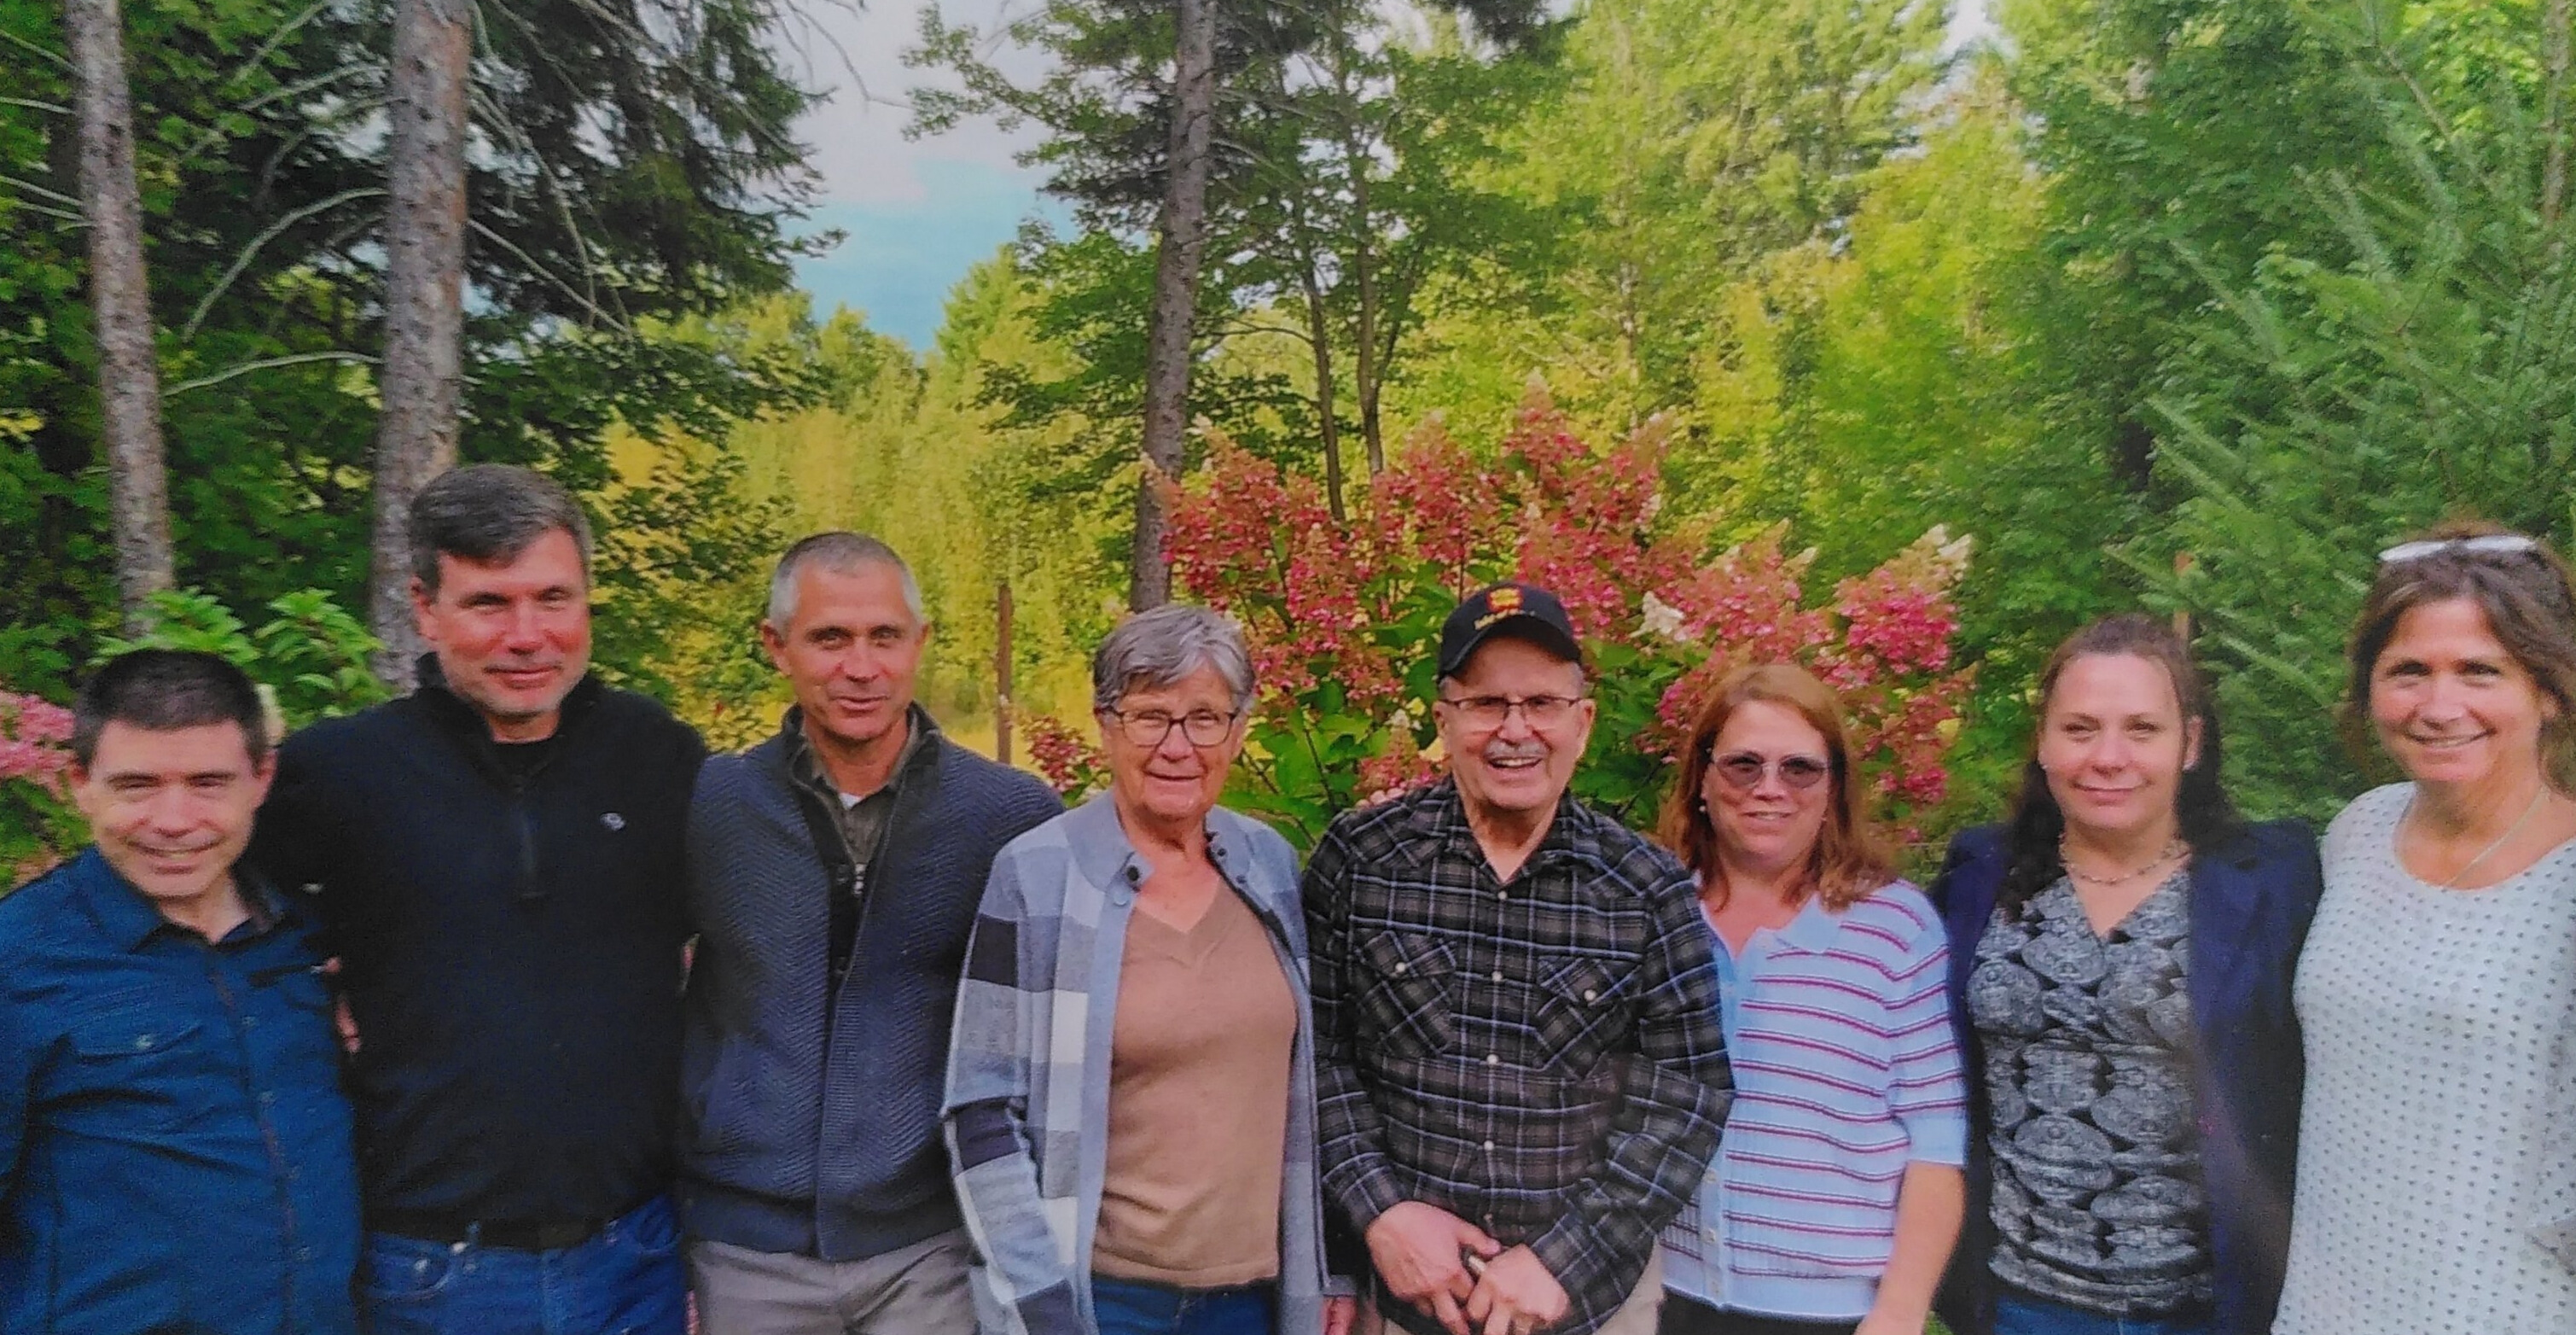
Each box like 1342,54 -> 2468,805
66,0 -> 174,627
369,0 -> 473,685
1128,0 -> 1218,610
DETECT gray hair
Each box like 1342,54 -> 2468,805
409,463 -> 593,595
1090,604 -> 1257,714
768,531 -> 926,627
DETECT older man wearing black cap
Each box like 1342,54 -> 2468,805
1305,583 -> 1733,1335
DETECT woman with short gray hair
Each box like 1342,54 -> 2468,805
945,605 -> 1352,1335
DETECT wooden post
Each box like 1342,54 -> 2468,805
995,579 -> 1015,766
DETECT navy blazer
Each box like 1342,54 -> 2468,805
1928,819 -> 2323,1335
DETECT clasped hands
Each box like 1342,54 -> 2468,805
1365,1200 -> 1571,1335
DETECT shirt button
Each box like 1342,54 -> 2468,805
1704,1227 -> 1719,1243
259,1092 -> 278,1106
1583,989 -> 1597,1003
297,1246 -> 315,1262
1485,1053 -> 1501,1066
1481,1140 -> 1495,1151
1495,891 -> 1509,902
1393,961 -> 1409,975
1491,971 -> 1504,983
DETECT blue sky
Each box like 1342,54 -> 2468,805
791,0 -> 1997,350
791,159 -> 1069,348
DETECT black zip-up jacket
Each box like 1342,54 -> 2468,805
251,657 -> 706,1224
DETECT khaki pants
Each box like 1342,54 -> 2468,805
687,1230 -> 976,1335
1357,1250 -> 1663,1335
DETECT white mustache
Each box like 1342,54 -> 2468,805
1482,742 -> 1549,763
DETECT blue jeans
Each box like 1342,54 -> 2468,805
1992,1293 -> 2213,1335
357,1196 -> 687,1335
1090,1274 -> 1276,1335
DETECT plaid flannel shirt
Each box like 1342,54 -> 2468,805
945,796 -> 1335,1335
1305,780 -> 1733,1335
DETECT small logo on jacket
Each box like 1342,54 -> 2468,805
601,812 -> 625,831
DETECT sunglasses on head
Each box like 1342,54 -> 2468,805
2377,533 -> 2541,565
1709,750 -> 1832,791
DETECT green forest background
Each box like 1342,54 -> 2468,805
5,0 -> 2573,845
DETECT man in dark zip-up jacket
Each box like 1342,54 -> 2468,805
677,533 -> 1060,1332
252,465 -> 706,1335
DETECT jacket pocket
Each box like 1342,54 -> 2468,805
1532,954 -> 1637,1075
1356,931 -> 1456,1058
688,1046 -> 757,1160
61,1013 -> 213,1134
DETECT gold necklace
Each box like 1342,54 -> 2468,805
2060,832 -> 2188,887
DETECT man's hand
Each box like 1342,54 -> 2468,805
1364,1201 -> 1501,1335
1462,1245 -> 1570,1335
1324,1295 -> 1359,1335
320,957 -> 359,1054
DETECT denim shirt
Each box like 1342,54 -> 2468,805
0,848 -> 362,1335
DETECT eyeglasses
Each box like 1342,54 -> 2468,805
1436,693 -> 1585,730
2378,534 -> 2542,564
1102,707 -> 1239,748
1708,750 -> 1833,791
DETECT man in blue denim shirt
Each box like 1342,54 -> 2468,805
0,649 -> 361,1335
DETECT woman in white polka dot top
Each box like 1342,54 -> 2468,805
2274,521 -> 2576,1334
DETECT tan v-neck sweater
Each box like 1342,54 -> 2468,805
1090,884 -> 1296,1287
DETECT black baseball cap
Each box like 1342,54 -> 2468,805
1437,582 -> 1585,679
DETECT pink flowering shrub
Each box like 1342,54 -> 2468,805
1040,386 -> 1975,849
1,691 -> 81,884
1022,713 -> 1110,801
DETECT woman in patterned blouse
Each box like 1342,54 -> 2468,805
2271,522 -> 2576,1334
1651,662 -> 1969,1335
1928,615 -> 2323,1335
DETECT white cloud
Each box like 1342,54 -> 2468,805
782,0 -> 1050,206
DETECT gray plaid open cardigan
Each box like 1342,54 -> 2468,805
944,794 -> 1335,1335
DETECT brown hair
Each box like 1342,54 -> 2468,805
1658,662 -> 1893,911
1997,615 -> 2243,915
2343,518 -> 2576,790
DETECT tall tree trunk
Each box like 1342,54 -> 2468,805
1130,0 -> 1218,610
993,578 -> 1015,766
1343,132 -> 1387,474
67,0 -> 174,627
2546,0 -> 2570,225
369,0 -> 474,685
1295,229 -> 1347,524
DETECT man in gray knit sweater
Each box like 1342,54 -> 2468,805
677,533 -> 1061,1333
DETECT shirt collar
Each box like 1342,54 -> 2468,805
1060,792 -> 1254,900
781,702 -> 936,801
72,847 -> 289,952
1398,778 -> 1609,875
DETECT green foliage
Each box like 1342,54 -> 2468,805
1,0 -> 819,688
96,587 -> 389,730
2132,27 -> 2576,818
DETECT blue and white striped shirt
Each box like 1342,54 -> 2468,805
1660,881 -> 1968,1321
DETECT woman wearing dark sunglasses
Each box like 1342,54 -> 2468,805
1929,616 -> 2322,1335
1653,663 -> 1968,1335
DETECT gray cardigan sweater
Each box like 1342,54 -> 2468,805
678,708 -> 1061,1259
